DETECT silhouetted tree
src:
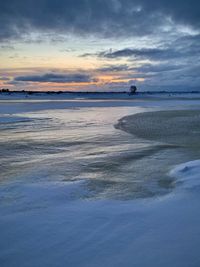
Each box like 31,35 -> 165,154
129,85 -> 137,94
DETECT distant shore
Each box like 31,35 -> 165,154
1,90 -> 200,102
1,89 -> 200,95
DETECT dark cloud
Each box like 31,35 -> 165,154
82,32 -> 200,67
96,63 -> 183,74
136,63 -> 200,87
135,63 -> 184,73
96,48 -> 177,60
95,59 -> 200,88
14,73 -> 96,83
0,77 -> 10,81
97,64 -> 130,72
0,0 -> 200,41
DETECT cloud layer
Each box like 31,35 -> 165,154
14,73 -> 95,83
1,0 -> 200,91
1,0 -> 200,41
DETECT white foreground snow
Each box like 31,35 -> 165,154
170,160 -> 200,189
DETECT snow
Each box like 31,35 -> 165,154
1,94 -> 200,267
170,160 -> 200,189
1,176 -> 200,267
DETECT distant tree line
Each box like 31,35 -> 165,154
0,88 -> 10,92
0,85 -> 138,94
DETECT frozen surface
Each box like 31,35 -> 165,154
1,94 -> 200,267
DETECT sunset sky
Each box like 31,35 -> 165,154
0,0 -> 200,91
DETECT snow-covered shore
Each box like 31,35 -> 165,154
1,160 -> 200,267
1,95 -> 200,267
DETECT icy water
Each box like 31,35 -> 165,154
1,97 -> 200,267
0,101 -> 197,200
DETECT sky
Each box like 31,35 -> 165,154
0,0 -> 200,92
